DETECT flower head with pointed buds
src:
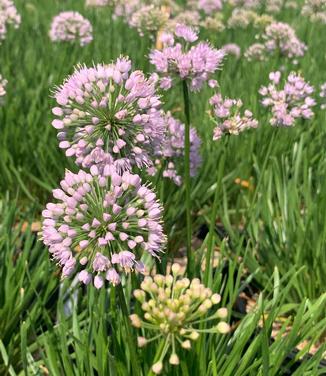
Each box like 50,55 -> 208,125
41,167 -> 166,288
130,264 -> 229,374
301,0 -> 326,24
149,24 -> 225,92
147,112 -> 201,186
209,93 -> 258,140
259,71 -> 315,127
0,0 -> 21,43
52,58 -> 164,173
49,11 -> 93,46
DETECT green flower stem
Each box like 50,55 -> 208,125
204,139 -> 227,286
182,80 -> 193,277
117,284 -> 141,376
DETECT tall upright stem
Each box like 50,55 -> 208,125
182,80 -> 193,277
117,284 -> 141,376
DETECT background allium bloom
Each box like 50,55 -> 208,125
222,43 -> 241,58
245,22 -> 306,61
130,264 -> 230,374
149,24 -> 225,92
301,0 -> 326,24
129,5 -> 169,37
198,0 -> 223,14
210,93 -> 258,140
0,74 -> 7,99
49,11 -> 93,46
41,168 -> 166,288
147,112 -> 201,186
259,71 -> 316,127
86,0 -> 109,6
52,57 -> 164,173
320,82 -> 326,109
0,0 -> 21,43
262,22 -> 306,59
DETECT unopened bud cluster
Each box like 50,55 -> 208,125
130,264 -> 230,374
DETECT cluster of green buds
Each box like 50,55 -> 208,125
130,263 -> 230,374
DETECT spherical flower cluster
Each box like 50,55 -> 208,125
49,11 -> 93,46
320,82 -> 326,109
0,0 -> 21,43
113,0 -> 139,20
149,24 -> 225,92
200,14 -> 225,32
244,43 -> 267,61
129,5 -> 169,37
168,10 -> 200,29
222,43 -> 241,59
262,22 -> 306,59
86,0 -> 109,6
41,168 -> 166,288
227,9 -> 273,29
198,0 -> 222,14
209,93 -> 258,140
227,0 -> 260,8
52,57 -> 164,173
147,112 -> 201,186
0,74 -> 7,101
259,71 -> 316,127
245,22 -> 306,62
301,0 -> 326,23
130,264 -> 230,374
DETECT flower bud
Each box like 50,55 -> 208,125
217,322 -> 230,334
152,361 -> 163,374
217,307 -> 228,319
189,331 -> 199,341
181,340 -> 191,349
137,336 -> 147,347
169,353 -> 179,365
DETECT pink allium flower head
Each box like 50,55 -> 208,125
262,22 -> 306,59
198,0 -> 223,14
259,71 -> 316,127
49,11 -> 93,46
0,0 -> 21,43
52,57 -> 164,173
210,93 -> 258,140
147,112 -> 201,186
221,43 -> 241,59
129,4 -> 169,36
41,168 -> 166,288
149,24 -> 225,92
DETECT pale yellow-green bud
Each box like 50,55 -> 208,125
211,293 -> 221,304
165,287 -> 171,296
217,307 -> 228,319
204,288 -> 212,298
217,322 -> 230,334
137,336 -> 147,347
134,289 -> 145,303
171,263 -> 182,276
152,361 -> 163,374
148,299 -> 155,308
198,304 -> 208,314
144,312 -> 152,321
142,302 -> 150,311
179,328 -> 186,335
165,275 -> 173,286
189,331 -> 200,340
203,299 -> 212,309
150,282 -> 158,293
129,314 -> 141,328
169,353 -> 180,365
154,274 -> 165,286
181,340 -> 191,349
182,278 -> 190,288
